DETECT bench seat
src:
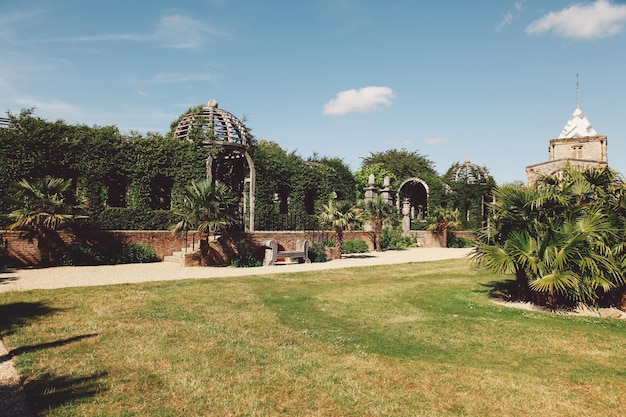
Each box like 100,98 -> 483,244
264,239 -> 311,266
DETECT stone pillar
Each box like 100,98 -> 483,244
402,198 -> 411,232
380,175 -> 392,204
364,174 -> 377,203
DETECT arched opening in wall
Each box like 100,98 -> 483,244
305,189 -> 317,215
397,178 -> 429,221
276,185 -> 289,214
148,175 -> 173,210
105,176 -> 129,208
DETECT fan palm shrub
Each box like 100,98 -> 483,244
472,165 -> 626,307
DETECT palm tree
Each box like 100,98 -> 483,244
170,179 -> 239,254
426,207 -> 462,248
318,198 -> 363,257
7,176 -> 83,265
472,165 -> 626,306
362,195 -> 394,251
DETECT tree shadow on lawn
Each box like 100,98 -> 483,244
477,279 -> 518,301
0,302 -> 57,337
1,303 -> 106,414
24,370 -> 108,415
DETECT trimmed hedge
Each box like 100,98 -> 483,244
342,239 -> 369,254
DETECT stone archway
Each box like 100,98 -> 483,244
396,177 -> 429,222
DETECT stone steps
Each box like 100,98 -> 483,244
164,246 -> 199,264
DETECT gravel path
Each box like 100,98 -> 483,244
0,247 -> 472,416
0,247 -> 472,292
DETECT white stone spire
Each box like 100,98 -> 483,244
558,107 -> 597,139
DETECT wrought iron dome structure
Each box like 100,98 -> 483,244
173,100 -> 256,231
173,99 -> 250,147
450,159 -> 489,184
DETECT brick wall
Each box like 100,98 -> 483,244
2,230 -> 190,266
2,229 -> 464,267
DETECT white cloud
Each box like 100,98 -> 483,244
154,13 -> 225,48
526,0 -> 626,39
424,137 -> 448,145
496,2 -> 524,32
322,86 -> 395,116
43,13 -> 224,49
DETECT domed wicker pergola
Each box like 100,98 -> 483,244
173,100 -> 256,231
450,159 -> 489,184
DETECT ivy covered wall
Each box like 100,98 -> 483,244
1,110 -> 494,232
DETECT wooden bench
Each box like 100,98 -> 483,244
264,239 -> 311,266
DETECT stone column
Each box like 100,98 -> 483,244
402,198 -> 411,232
380,175 -> 392,204
364,174 -> 377,203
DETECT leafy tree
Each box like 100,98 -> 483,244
6,176 -> 85,265
426,207 -> 462,248
170,179 -> 239,245
354,163 -> 396,199
472,165 -> 626,307
318,199 -> 363,257
362,149 -> 437,184
307,154 -> 356,202
361,195 -> 395,251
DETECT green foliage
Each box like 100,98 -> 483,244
307,243 -> 328,263
59,242 -> 158,266
317,198 -> 363,255
341,239 -> 369,254
362,149 -> 437,183
122,243 -> 159,263
361,195 -> 396,251
472,165 -> 626,307
441,161 -> 496,230
449,236 -> 475,248
0,233 -> 8,270
354,163 -> 396,199
230,252 -> 263,268
93,208 -> 178,230
380,227 -> 415,249
251,141 -> 357,229
170,179 -> 239,238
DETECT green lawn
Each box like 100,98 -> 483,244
1,259 -> 625,416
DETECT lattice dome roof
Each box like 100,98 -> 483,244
173,100 -> 250,147
450,159 -> 490,184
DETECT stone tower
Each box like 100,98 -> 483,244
525,106 -> 607,186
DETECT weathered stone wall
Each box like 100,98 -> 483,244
549,135 -> 607,162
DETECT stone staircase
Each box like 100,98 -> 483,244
164,244 -> 199,264
163,235 -> 219,265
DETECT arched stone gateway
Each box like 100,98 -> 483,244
173,100 -> 256,231
396,177 -> 429,223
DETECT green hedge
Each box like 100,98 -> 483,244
93,208 -> 178,230
342,239 -> 369,254
59,242 -> 159,266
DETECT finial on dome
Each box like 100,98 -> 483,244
208,99 -> 218,108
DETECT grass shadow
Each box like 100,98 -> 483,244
477,279 -> 517,301
1,333 -> 99,363
0,302 -> 57,337
24,371 -> 108,415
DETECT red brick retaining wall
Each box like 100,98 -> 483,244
2,229 -> 473,267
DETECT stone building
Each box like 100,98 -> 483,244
525,106 -> 608,186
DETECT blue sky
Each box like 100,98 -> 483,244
1,0 -> 625,184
